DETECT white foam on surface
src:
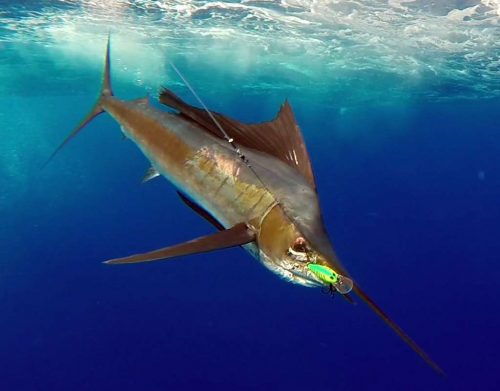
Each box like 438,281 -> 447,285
0,0 -> 498,102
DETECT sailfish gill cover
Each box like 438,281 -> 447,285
1,1 -> 499,390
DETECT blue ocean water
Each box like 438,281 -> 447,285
1,1 -> 500,390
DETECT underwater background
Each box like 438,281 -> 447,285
1,1 -> 499,390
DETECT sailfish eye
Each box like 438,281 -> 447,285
292,236 -> 307,252
287,236 -> 310,262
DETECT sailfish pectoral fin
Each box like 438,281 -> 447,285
353,283 -> 445,376
104,223 -> 255,265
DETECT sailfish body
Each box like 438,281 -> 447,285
48,39 -> 443,375
100,92 -> 329,287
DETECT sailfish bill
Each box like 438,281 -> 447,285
352,284 -> 445,376
46,37 -> 444,375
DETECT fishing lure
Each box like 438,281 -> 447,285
307,263 -> 353,294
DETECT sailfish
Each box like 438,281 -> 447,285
47,38 -> 443,375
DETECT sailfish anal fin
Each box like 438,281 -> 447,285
142,166 -> 160,183
104,223 -> 255,265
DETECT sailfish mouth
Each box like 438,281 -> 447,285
277,261 -> 353,293
259,249 -> 353,292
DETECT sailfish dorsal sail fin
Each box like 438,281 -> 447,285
159,88 -> 317,191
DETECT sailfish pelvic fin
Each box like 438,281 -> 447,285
104,223 -> 255,265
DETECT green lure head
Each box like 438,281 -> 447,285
307,263 -> 353,294
308,263 -> 339,284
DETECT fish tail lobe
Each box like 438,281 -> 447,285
42,35 -> 113,167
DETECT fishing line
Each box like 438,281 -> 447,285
169,61 -> 354,295
168,61 -> 279,205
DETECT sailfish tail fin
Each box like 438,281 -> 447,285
352,283 -> 445,376
42,35 -> 113,167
